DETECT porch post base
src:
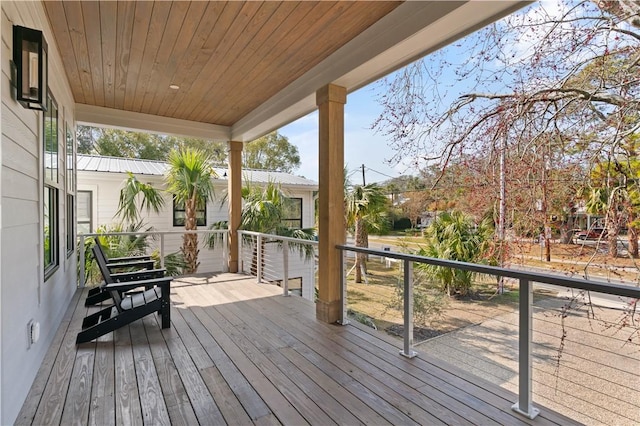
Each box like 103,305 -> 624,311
511,403 -> 540,419
228,260 -> 238,273
316,299 -> 341,324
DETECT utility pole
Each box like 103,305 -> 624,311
361,164 -> 366,186
498,138 -> 506,243
542,149 -> 551,262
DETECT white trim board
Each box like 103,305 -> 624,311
76,104 -> 232,141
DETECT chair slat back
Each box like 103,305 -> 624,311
92,243 -> 115,285
93,239 -> 109,264
91,244 -> 127,312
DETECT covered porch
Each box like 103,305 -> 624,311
1,1 -> 538,424
17,273 -> 576,426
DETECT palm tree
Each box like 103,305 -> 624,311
240,181 -> 315,275
345,182 -> 389,283
241,181 -> 286,234
166,148 -> 216,273
111,173 -> 167,276
417,211 -> 492,296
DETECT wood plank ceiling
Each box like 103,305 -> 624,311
44,1 -> 401,127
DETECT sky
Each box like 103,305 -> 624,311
277,0 -> 569,186
280,85 -> 405,185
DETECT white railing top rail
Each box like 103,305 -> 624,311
238,230 -> 318,247
337,244 -> 640,299
79,229 -> 227,238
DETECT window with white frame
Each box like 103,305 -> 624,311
77,190 -> 92,234
66,123 -> 75,257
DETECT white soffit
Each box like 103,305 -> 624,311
232,0 -> 530,142
75,104 -> 231,141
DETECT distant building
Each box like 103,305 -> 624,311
77,154 -> 318,293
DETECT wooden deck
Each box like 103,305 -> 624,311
17,273 -> 579,425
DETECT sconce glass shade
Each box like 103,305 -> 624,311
13,25 -> 48,111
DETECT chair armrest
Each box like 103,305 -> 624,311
105,276 -> 172,292
106,259 -> 155,271
110,269 -> 166,282
107,255 -> 152,263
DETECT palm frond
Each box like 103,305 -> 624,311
115,172 -> 165,223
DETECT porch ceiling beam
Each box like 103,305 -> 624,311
75,103 -> 231,141
231,0 -> 529,142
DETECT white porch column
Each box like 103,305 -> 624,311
227,141 -> 243,273
316,84 -> 346,323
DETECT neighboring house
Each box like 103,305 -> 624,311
572,201 -> 604,231
77,154 -> 318,295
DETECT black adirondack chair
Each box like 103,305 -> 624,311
85,239 -> 166,306
76,245 -> 172,344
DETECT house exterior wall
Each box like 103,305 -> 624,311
78,171 -> 230,274
1,2 -> 77,424
78,170 -> 316,278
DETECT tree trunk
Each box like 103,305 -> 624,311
354,218 -> 368,283
544,225 -> 551,262
627,208 -> 638,258
183,197 -> 199,274
559,214 -> 575,244
629,226 -> 638,258
607,213 -> 618,258
545,238 -> 551,262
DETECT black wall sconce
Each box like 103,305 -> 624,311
12,25 -> 48,111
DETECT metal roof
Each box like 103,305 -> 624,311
77,155 -> 318,189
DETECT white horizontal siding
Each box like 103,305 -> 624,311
79,172 -> 230,274
78,170 -> 316,277
1,1 -> 76,424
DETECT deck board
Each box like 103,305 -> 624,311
164,308 -> 226,425
88,334 -> 115,426
129,320 -> 171,426
18,273 -> 580,426
215,300 -> 365,425
113,327 -> 143,425
241,292 -> 443,425
31,290 -> 90,426
142,315 -> 200,425
15,289 -> 83,425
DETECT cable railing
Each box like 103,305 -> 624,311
336,244 -> 640,421
237,230 -> 318,301
78,230 -> 228,287
76,228 -> 638,422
